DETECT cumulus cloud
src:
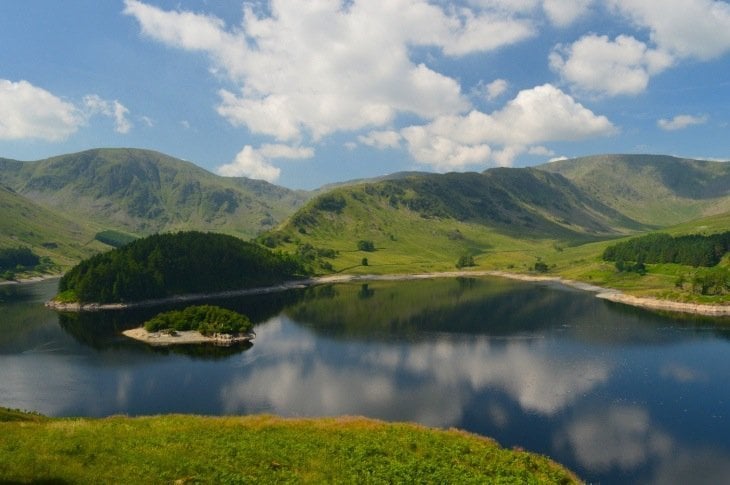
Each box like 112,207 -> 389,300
123,0 -> 541,142
477,78 -> 509,101
609,0 -> 730,60
0,79 -> 83,141
657,114 -> 708,131
402,84 -> 614,169
358,130 -> 403,150
550,34 -> 673,96
83,94 -> 132,134
543,0 -> 593,26
217,144 -> 314,182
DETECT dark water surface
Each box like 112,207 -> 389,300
2,277 -> 730,484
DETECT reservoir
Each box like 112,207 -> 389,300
1,276 -> 729,484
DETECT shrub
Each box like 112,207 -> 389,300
357,240 -> 375,252
455,255 -> 475,269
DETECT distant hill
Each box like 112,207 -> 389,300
0,184 -> 106,268
263,168 -> 647,273
537,154 -> 730,227
0,148 -> 310,238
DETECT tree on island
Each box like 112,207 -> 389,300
144,305 -> 253,336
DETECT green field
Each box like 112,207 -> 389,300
0,409 -> 579,484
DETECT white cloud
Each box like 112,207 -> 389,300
358,130 -> 403,150
480,78 -> 509,101
402,84 -> 614,169
83,94 -> 132,134
609,0 -> 730,60
657,114 -> 708,131
527,145 -> 555,156
0,79 -> 83,141
401,126 -> 492,170
543,0 -> 593,27
123,0 -> 541,142
550,34 -> 673,96
217,143 -> 314,182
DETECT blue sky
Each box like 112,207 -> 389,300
1,0 -> 729,189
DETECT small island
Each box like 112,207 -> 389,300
123,305 -> 255,347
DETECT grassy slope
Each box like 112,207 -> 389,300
1,148 -> 309,239
0,185 -> 108,271
538,154 -> 730,227
524,211 -> 730,303
266,169 -> 644,275
268,163 -> 730,304
0,411 -> 579,484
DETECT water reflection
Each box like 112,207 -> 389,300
554,403 -> 730,484
3,277 -> 730,484
555,405 -> 673,471
219,316 -> 611,420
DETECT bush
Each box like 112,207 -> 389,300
455,255 -> 475,269
533,261 -> 549,273
357,240 -> 375,252
361,258 -> 369,266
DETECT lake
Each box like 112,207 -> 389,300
2,276 -> 730,484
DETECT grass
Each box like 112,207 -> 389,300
0,411 -> 580,484
271,188 -> 730,306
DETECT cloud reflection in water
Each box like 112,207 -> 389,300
220,316 -> 612,424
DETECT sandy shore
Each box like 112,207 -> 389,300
46,270 -> 730,317
485,271 -> 730,317
122,327 -> 255,346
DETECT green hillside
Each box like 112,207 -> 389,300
538,154 -> 730,226
0,185 -> 107,270
0,148 -> 309,239
263,168 -> 646,274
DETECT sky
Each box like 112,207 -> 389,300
1,0 -> 729,189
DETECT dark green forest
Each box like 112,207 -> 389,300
603,232 -> 730,267
58,231 -> 306,303
0,247 -> 40,271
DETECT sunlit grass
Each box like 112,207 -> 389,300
0,411 -> 580,484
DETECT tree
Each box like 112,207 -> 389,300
455,255 -> 475,269
357,240 -> 375,252
361,257 -> 369,266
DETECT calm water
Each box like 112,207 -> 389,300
2,277 -> 730,484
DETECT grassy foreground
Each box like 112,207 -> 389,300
0,409 -> 579,484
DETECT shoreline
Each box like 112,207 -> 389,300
0,274 -> 61,287
122,327 -> 254,347
45,270 -> 730,317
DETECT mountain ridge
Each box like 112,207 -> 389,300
0,148 -> 311,238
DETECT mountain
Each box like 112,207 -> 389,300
0,148 -> 310,238
537,154 -> 730,227
263,168 -> 647,273
0,184 -> 107,267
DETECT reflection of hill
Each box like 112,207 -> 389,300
285,277 -> 566,339
284,277 -> 730,344
51,276 -> 730,355
0,281 -> 61,353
